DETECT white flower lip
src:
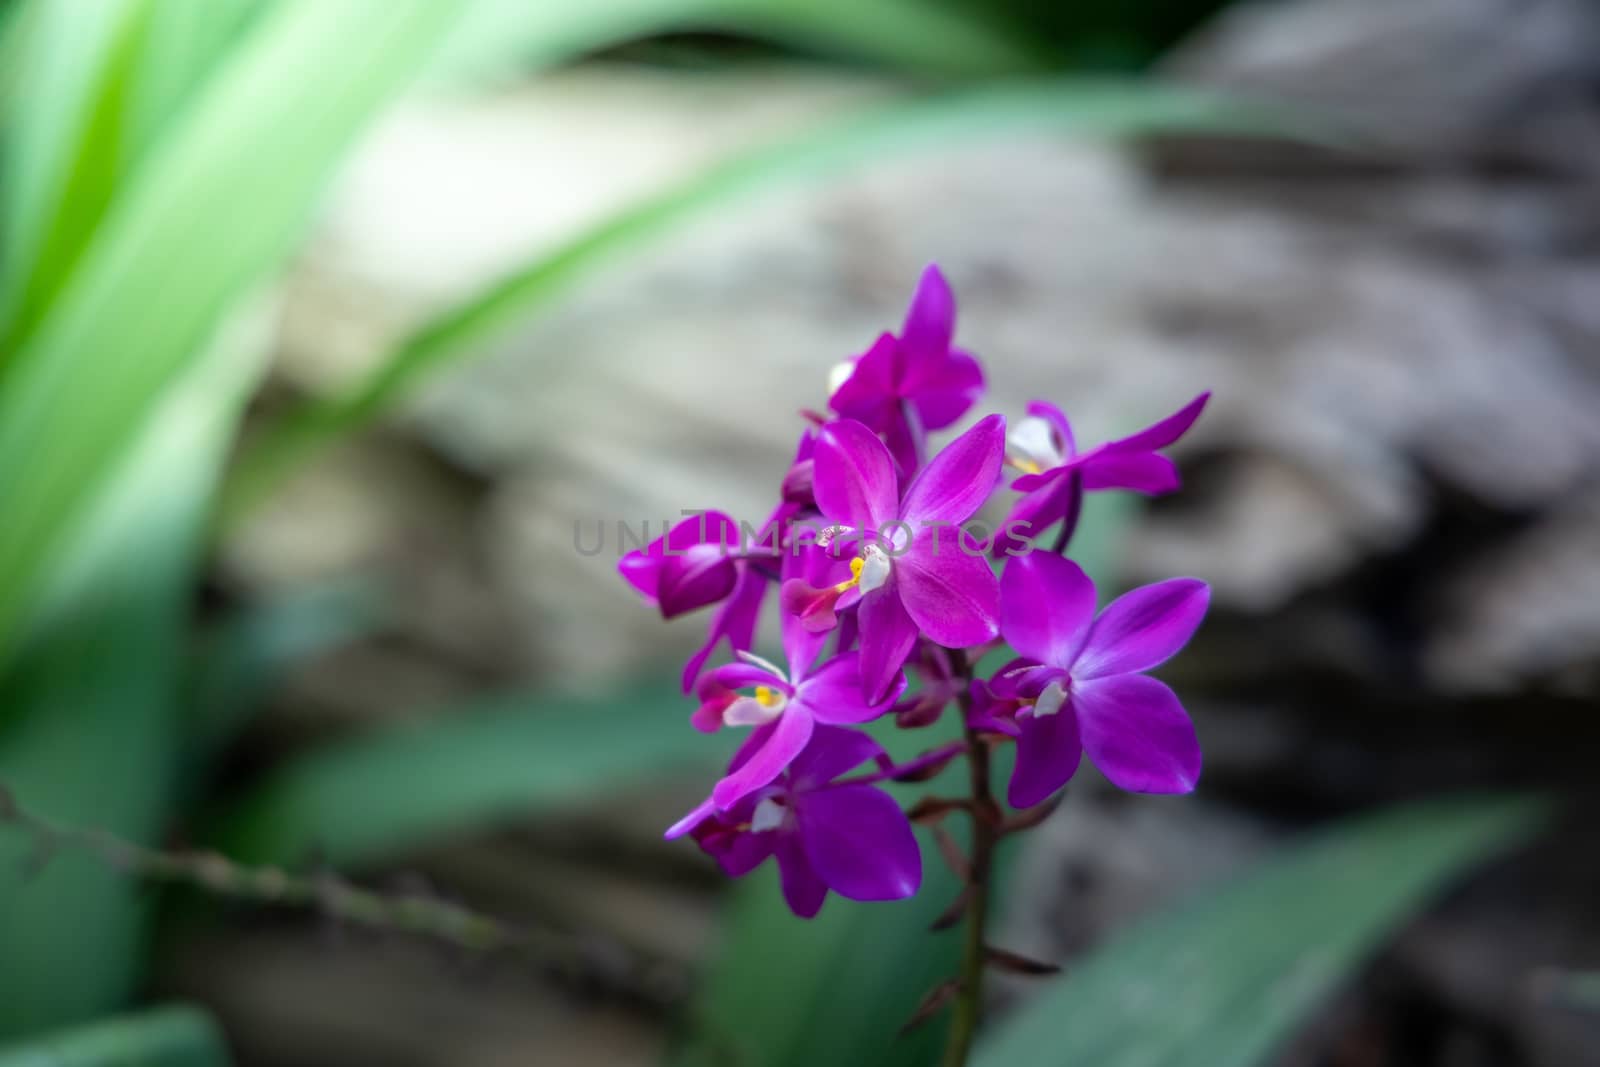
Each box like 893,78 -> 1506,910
856,544 -> 892,593
1033,680 -> 1068,718
1008,415 -> 1064,470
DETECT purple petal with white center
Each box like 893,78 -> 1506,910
1074,674 -> 1201,793
900,264 -> 955,358
1079,450 -> 1181,495
899,414 -> 1005,527
788,724 -> 884,789
697,661 -> 787,697
712,706 -> 815,810
795,653 -> 900,725
894,529 -> 1000,648
1106,392 -> 1209,453
1001,552 -> 1097,667
1007,702 -> 1083,808
797,784 -> 922,902
815,418 -> 901,535
775,835 -> 828,918
857,585 -> 919,704
1024,400 -> 1077,457
905,348 -> 984,430
1075,577 -> 1209,679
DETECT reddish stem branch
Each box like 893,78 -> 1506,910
939,650 -> 1000,1067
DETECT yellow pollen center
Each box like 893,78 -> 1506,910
831,556 -> 865,594
754,685 -> 783,708
1010,455 -> 1043,475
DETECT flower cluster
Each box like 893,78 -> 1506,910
621,265 -> 1210,919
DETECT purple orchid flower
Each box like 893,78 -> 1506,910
667,725 -> 923,918
995,393 -> 1209,556
618,511 -> 769,693
692,608 -> 903,809
783,414 -> 1005,704
829,265 -> 985,476
996,550 -> 1209,807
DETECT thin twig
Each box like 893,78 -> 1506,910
0,782 -> 689,1010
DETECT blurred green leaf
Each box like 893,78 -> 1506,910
0,1004 -> 231,1067
0,0 -> 462,658
0,0 -> 143,349
0,315 -> 266,1033
425,0 -> 1046,84
0,0 -> 263,352
221,78 -> 1283,528
209,685 -> 736,868
973,794 -> 1548,1067
185,579 -> 386,767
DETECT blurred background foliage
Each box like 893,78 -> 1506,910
0,0 -> 1594,1064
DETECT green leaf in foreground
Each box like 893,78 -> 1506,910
0,1004 -> 230,1067
973,793 -> 1548,1067
0,0 -> 462,655
210,685 -> 735,869
219,79 -> 1300,529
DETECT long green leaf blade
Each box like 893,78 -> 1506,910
0,1005 -> 231,1067
220,79 -> 1290,529
0,0 -> 463,655
0,0 -> 144,348
973,794 -> 1547,1067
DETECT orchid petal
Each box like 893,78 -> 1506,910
1007,703 -> 1083,808
906,348 -> 984,430
775,835 -> 828,918
900,264 -> 954,357
655,547 -> 739,617
1010,462 -> 1074,493
857,586 -> 918,704
1074,674 -> 1201,794
900,413 -> 1005,527
1076,578 -> 1209,679
712,709 -> 815,810
680,567 -> 766,692
894,529 -> 1000,648
796,653 -> 900,725
788,724 -> 884,789
882,406 -> 924,480
716,826 -> 778,878
829,332 -> 898,417
991,473 -> 1077,557
1107,392 -> 1209,453
782,604 -> 830,677
697,661 -> 787,697
1000,552 -> 1097,667
664,797 -> 716,840
797,784 -> 921,902
815,418 -> 900,535
1024,399 -> 1076,457
1079,450 -> 1181,495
